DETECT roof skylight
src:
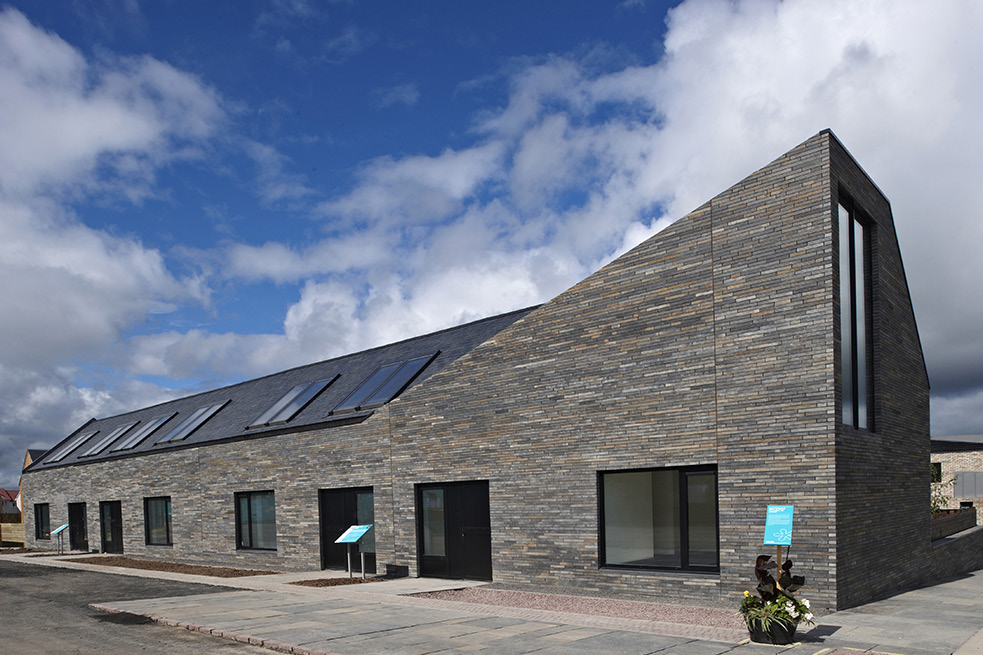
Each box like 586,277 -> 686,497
46,431 -> 98,463
332,353 -> 437,414
248,375 -> 337,429
156,401 -> 229,445
112,413 -> 176,451
80,422 -> 137,457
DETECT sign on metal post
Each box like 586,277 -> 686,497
334,524 -> 373,579
52,524 -> 69,555
763,505 -> 794,545
763,505 -> 794,590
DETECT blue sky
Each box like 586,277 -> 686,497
2,0 -> 983,488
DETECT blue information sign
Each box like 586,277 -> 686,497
763,505 -> 794,545
51,524 -> 69,535
335,524 -> 373,544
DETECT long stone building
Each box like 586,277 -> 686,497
23,130 -> 980,611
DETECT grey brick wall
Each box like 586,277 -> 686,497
21,130 -> 934,612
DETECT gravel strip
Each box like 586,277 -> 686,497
65,555 -> 278,578
412,587 -> 746,629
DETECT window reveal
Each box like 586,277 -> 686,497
599,466 -> 718,572
839,201 -> 871,430
235,490 -> 277,550
144,496 -> 172,546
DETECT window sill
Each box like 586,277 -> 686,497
599,566 -> 720,578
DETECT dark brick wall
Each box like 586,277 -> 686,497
21,131 -> 934,612
22,416 -> 396,572
829,135 -> 932,608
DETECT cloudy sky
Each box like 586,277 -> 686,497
1,0 -> 981,489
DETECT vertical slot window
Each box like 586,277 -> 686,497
839,202 -> 871,430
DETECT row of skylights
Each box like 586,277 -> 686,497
46,431 -> 98,463
112,413 -> 177,451
156,401 -> 229,444
333,353 -> 437,414
40,352 -> 439,465
248,375 -> 339,429
80,422 -> 138,458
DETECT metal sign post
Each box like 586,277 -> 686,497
334,524 -> 373,579
763,505 -> 794,588
52,524 -> 69,555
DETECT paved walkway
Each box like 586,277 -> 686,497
5,553 -> 983,655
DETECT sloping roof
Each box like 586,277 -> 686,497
0,489 -> 17,502
931,434 -> 983,453
28,307 -> 536,472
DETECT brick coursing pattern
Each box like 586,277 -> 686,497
21,131 -> 943,612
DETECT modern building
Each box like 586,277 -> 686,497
932,435 -> 983,522
21,131 -> 982,611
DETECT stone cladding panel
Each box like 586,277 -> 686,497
830,135 -> 932,609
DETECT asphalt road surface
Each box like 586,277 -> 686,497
0,559 -> 269,655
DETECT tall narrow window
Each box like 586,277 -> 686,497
144,496 -> 172,546
599,466 -> 718,572
235,491 -> 277,550
839,202 -> 871,430
34,503 -> 50,540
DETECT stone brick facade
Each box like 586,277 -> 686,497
22,131 -> 945,612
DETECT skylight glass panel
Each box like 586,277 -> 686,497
331,362 -> 401,414
248,376 -> 337,428
112,413 -> 176,451
156,401 -> 228,444
267,377 -> 336,425
81,422 -> 137,457
360,353 -> 437,409
46,431 -> 98,463
248,385 -> 306,428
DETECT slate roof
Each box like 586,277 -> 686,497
931,434 -> 983,453
28,307 -> 536,472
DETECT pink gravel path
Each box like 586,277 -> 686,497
413,587 -> 747,630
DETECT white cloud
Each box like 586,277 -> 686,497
317,142 -> 506,226
378,83 -> 420,109
5,0 -> 983,487
0,8 -> 223,201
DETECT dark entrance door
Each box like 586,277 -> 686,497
99,501 -> 123,554
319,487 -> 375,574
67,502 -> 88,552
417,480 -> 491,581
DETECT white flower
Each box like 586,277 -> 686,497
802,599 -> 810,608
804,613 -> 813,621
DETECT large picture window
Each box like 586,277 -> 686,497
599,466 -> 718,572
839,200 -> 872,430
144,496 -> 172,546
235,490 -> 277,550
34,503 -> 50,540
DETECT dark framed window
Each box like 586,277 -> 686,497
599,465 -> 718,572
144,497 -> 172,546
34,503 -> 50,540
839,198 -> 872,430
931,462 -> 942,484
235,491 -> 277,550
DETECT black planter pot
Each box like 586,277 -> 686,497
748,620 -> 797,645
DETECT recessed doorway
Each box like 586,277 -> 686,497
416,480 -> 491,581
319,487 -> 375,574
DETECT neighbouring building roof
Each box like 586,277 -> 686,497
932,435 -> 983,453
28,306 -> 537,472
0,489 -> 18,502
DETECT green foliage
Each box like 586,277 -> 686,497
738,554 -> 815,632
931,465 -> 955,516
